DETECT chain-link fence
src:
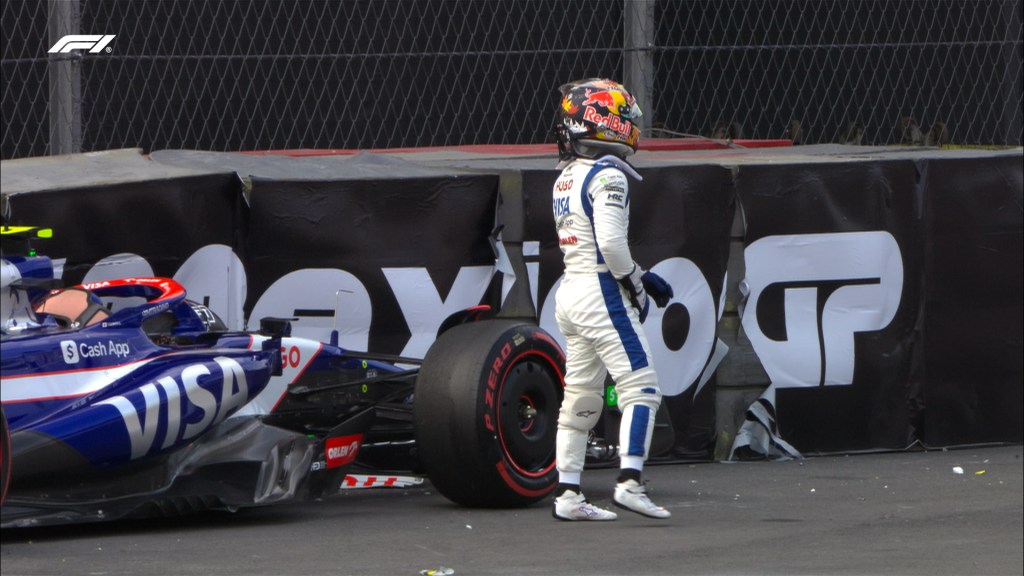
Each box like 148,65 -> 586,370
3,0 -> 1021,160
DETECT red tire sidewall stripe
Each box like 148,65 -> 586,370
491,341 -> 564,491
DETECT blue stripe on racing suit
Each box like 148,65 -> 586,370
598,271 -> 648,372
580,161 -> 619,267
626,404 -> 652,456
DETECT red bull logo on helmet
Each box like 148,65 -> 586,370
582,105 -> 637,143
558,79 -> 641,148
581,89 -> 627,113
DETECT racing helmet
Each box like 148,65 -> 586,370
555,78 -> 643,161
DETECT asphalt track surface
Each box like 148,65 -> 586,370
1,445 -> 1020,576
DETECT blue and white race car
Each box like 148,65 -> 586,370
1,227 -> 566,527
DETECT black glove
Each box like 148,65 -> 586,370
641,271 -> 673,308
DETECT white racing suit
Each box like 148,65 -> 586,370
551,155 -> 662,477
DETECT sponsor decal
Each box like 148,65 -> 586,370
80,281 -> 111,290
192,305 -> 221,329
483,341 -> 513,432
60,340 -> 80,363
97,356 -> 251,459
741,231 -> 903,388
582,106 -> 633,138
280,345 -> 302,369
605,385 -> 618,407
581,90 -> 621,111
341,474 -> 425,489
552,196 -> 570,218
61,339 -> 131,363
141,301 -> 171,318
325,434 -> 363,469
382,266 -> 495,358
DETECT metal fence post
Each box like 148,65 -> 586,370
48,0 -> 82,155
624,0 -> 655,132
1003,1 -> 1022,145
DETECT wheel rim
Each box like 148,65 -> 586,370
496,351 -> 562,478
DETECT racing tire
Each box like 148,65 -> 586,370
414,320 -> 565,508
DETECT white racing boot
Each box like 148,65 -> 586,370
552,490 -> 617,521
613,479 -> 671,519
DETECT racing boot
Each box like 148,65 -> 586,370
552,489 -> 617,521
613,479 -> 671,519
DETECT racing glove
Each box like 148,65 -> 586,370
641,270 -> 674,308
619,263 -> 651,323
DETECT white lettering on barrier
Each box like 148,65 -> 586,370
646,258 -> 719,396
247,268 -> 372,351
383,266 -> 494,359
740,231 -> 903,388
80,249 -> 498,360
76,233 -> 905,398
79,244 -> 721,398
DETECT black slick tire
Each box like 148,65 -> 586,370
414,320 -> 564,507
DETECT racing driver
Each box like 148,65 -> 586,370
549,78 -> 674,521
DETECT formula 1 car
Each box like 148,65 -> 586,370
0,227 -> 566,527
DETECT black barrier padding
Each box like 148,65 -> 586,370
921,155 -> 1024,445
4,173 -> 245,284
521,169 -> 565,312
246,175 -> 499,354
740,161 -> 918,237
631,165 -> 737,281
738,160 -> 922,453
661,375 -> 719,460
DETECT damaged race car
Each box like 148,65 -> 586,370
0,226 -> 566,527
